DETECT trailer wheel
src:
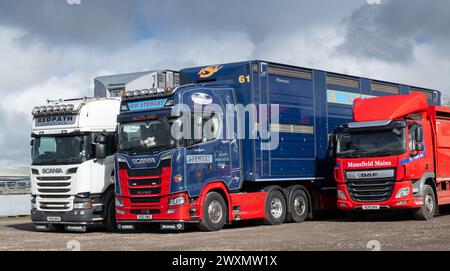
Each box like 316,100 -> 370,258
286,189 -> 309,223
414,185 -> 436,220
264,190 -> 286,225
198,192 -> 227,231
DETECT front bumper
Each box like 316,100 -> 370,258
116,193 -> 200,223
337,181 -> 423,210
31,208 -> 98,225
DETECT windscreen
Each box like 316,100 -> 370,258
32,135 -> 89,165
118,120 -> 175,152
336,127 -> 406,158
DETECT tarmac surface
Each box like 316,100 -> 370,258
1,208 -> 450,251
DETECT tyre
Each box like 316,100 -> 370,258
414,184 -> 436,220
286,189 -> 309,223
104,192 -> 118,232
198,192 -> 227,231
264,189 -> 286,225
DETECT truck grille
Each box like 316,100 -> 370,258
35,175 -> 73,211
128,178 -> 161,187
346,178 -> 395,202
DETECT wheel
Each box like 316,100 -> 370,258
104,194 -> 118,232
198,192 -> 227,231
286,189 -> 309,223
346,211 -> 366,221
264,190 -> 286,225
414,185 -> 436,220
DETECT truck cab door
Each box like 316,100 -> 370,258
182,88 -> 242,197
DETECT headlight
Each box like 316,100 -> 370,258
31,202 -> 37,209
115,198 -> 124,207
73,201 -> 92,209
337,190 -> 347,200
168,196 -> 185,206
395,187 -> 411,199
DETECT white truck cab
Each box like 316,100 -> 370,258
30,97 -> 120,232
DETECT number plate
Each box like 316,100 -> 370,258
46,216 -> 61,222
362,205 -> 380,210
137,214 -> 152,220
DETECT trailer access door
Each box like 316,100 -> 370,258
432,107 -> 450,204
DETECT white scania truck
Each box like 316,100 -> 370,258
30,97 -> 121,232
29,70 -> 178,232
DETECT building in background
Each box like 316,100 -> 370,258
94,70 -> 179,98
0,167 -> 30,217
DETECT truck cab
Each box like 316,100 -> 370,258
334,93 -> 450,219
30,98 -> 120,231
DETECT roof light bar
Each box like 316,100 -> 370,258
31,103 -> 78,117
122,87 -> 176,101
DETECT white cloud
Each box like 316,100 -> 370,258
1,1 -> 450,166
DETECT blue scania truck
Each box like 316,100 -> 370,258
114,60 -> 441,231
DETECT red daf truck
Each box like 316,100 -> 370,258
334,93 -> 450,220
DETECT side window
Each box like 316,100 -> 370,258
190,113 -> 221,146
408,123 -> 418,151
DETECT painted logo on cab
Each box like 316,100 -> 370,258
191,92 -> 213,105
347,160 -> 392,168
198,65 -> 223,78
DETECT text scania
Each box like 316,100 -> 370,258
42,168 -> 63,174
131,158 -> 157,165
347,160 -> 392,168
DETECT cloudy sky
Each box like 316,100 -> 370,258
0,0 -> 449,166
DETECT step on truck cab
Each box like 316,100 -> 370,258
30,98 -> 120,232
114,61 -> 442,231
335,93 -> 450,219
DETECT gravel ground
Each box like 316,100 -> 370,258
1,208 -> 450,251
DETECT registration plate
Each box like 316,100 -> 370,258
137,214 -> 152,220
362,205 -> 380,210
46,216 -> 61,222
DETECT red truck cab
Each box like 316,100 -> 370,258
334,93 -> 450,219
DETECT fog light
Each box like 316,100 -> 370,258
168,196 -> 185,206
115,198 -> 124,207
337,190 -> 347,200
73,201 -> 92,209
167,209 -> 177,214
395,187 -> 411,199
116,209 -> 125,215
396,201 -> 407,206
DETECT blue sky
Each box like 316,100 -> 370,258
0,0 -> 450,165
